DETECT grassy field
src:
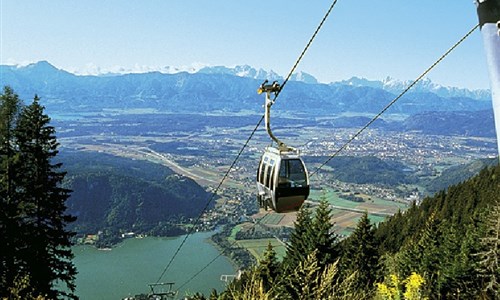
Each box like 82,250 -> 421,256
228,224 -> 242,242
370,197 -> 407,209
309,189 -> 363,209
308,187 -> 403,231
259,214 -> 284,225
236,238 -> 286,261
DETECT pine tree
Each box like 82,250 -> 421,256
280,199 -> 339,299
13,95 -> 77,299
342,211 -> 379,292
395,212 -> 445,297
476,200 -> 500,298
282,204 -> 314,271
257,242 -> 280,292
0,86 -> 22,295
311,198 -> 339,268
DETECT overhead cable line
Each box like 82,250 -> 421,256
155,119 -> 262,284
309,23 -> 480,177
155,0 -> 340,285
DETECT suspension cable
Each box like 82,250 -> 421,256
309,23 -> 480,177
155,0 -> 340,284
155,118 -> 262,283
277,0 -> 339,97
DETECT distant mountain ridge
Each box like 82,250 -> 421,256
198,65 -> 319,84
3,61 -> 489,97
336,76 -> 490,101
2,62 -> 318,84
0,61 -> 492,117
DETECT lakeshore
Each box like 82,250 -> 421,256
72,232 -> 236,299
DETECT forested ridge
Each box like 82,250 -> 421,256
60,151 -> 211,245
191,164 -> 500,299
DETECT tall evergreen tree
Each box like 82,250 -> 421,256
257,242 -> 280,292
283,199 -> 338,272
341,212 -> 379,292
311,198 -> 339,268
0,86 -> 22,295
476,200 -> 500,298
280,199 -> 339,299
13,95 -> 77,299
282,204 -> 314,271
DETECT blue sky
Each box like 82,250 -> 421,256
0,0 -> 491,89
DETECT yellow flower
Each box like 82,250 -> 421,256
403,272 -> 425,300
375,275 -> 401,300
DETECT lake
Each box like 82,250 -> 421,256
72,232 -> 236,299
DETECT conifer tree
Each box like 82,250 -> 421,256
440,222 -> 482,298
0,86 -> 22,295
283,198 -> 338,272
280,199 -> 339,298
395,213 -> 445,297
311,198 -> 338,268
476,200 -> 500,297
282,204 -> 314,271
342,211 -> 379,292
257,242 -> 280,292
12,95 -> 77,299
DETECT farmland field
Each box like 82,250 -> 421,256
259,213 -> 284,225
236,238 -> 286,261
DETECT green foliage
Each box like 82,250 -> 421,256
306,156 -> 416,186
0,86 -> 22,296
282,204 -> 314,271
475,200 -> 500,298
224,251 -> 359,300
256,242 -> 280,292
276,251 -> 352,300
375,164 -> 500,298
0,88 -> 77,299
376,164 -> 500,254
312,198 -> 339,267
218,163 -> 500,299
341,211 -> 380,292
60,151 -> 210,239
224,267 -> 270,300
282,199 -> 339,273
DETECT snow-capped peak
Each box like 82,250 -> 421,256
337,76 -> 490,101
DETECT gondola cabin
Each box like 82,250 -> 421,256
257,147 -> 310,213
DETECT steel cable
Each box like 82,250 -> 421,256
156,0 -> 339,285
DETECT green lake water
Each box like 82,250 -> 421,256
72,232 -> 235,299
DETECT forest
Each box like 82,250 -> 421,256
60,151 -> 211,247
189,164 -> 500,299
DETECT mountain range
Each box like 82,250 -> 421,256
0,61 -> 492,117
335,76 -> 490,101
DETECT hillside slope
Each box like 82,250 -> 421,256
376,162 -> 500,254
59,151 -> 211,236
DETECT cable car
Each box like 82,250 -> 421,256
256,81 -> 310,213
